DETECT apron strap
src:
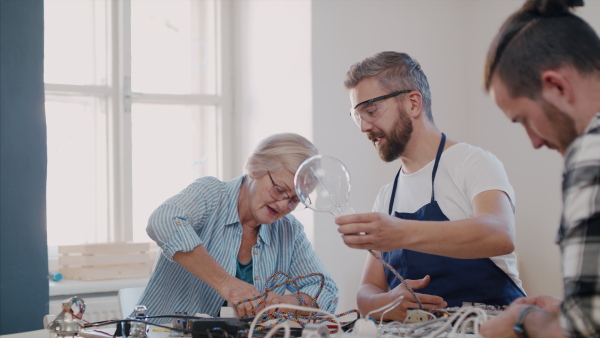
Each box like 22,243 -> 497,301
388,133 -> 446,214
431,133 -> 446,203
389,169 -> 401,215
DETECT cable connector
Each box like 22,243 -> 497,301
126,305 -> 148,338
46,296 -> 86,338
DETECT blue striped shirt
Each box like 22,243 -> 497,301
137,176 -> 339,323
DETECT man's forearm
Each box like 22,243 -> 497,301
402,215 -> 514,258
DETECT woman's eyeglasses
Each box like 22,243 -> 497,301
267,171 -> 304,211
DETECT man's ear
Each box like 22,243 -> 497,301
540,69 -> 574,111
406,90 -> 423,118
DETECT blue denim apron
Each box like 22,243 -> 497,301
382,134 -> 525,306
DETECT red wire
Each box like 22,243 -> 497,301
67,308 -> 116,337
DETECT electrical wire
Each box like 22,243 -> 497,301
61,300 -> 114,337
367,250 -> 423,310
399,306 -> 488,337
83,318 -> 194,335
248,303 -> 342,338
84,307 -> 356,337
234,271 -> 326,318
447,307 -> 487,336
363,296 -> 404,326
380,298 -> 405,324
232,270 -> 358,332
263,322 -> 292,338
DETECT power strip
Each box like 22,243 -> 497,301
405,310 -> 433,323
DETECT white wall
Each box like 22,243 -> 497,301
231,0 -> 315,236
233,0 -> 600,314
231,0 -> 313,172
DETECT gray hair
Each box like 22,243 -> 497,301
344,51 -> 434,122
244,133 -> 318,178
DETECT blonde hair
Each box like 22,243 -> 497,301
244,133 -> 318,179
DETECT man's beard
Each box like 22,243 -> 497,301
539,98 -> 578,152
368,107 -> 413,162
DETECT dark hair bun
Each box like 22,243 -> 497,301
524,0 -> 584,16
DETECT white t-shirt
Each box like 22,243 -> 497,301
373,143 -> 525,293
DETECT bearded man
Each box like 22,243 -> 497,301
336,51 -> 526,322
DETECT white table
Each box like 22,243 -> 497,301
0,328 -> 174,338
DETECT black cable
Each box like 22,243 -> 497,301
83,318 -> 194,334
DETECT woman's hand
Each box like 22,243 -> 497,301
215,275 -> 262,318
174,245 -> 266,318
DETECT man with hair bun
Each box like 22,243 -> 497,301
481,0 -> 600,336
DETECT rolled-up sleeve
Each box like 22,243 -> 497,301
146,178 -> 217,261
147,204 -> 202,261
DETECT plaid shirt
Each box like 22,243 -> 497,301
557,112 -> 600,337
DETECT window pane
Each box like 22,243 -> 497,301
131,0 -> 217,95
46,96 -> 108,246
44,0 -> 109,85
131,104 -> 219,242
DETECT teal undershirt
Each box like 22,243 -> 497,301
236,258 -> 254,284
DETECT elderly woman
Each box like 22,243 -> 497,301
136,133 -> 339,322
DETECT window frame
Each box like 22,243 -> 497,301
44,0 -> 233,244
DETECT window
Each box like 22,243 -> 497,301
44,0 -> 231,246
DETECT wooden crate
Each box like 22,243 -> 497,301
58,242 -> 155,281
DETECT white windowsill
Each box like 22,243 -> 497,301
49,277 -> 149,297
